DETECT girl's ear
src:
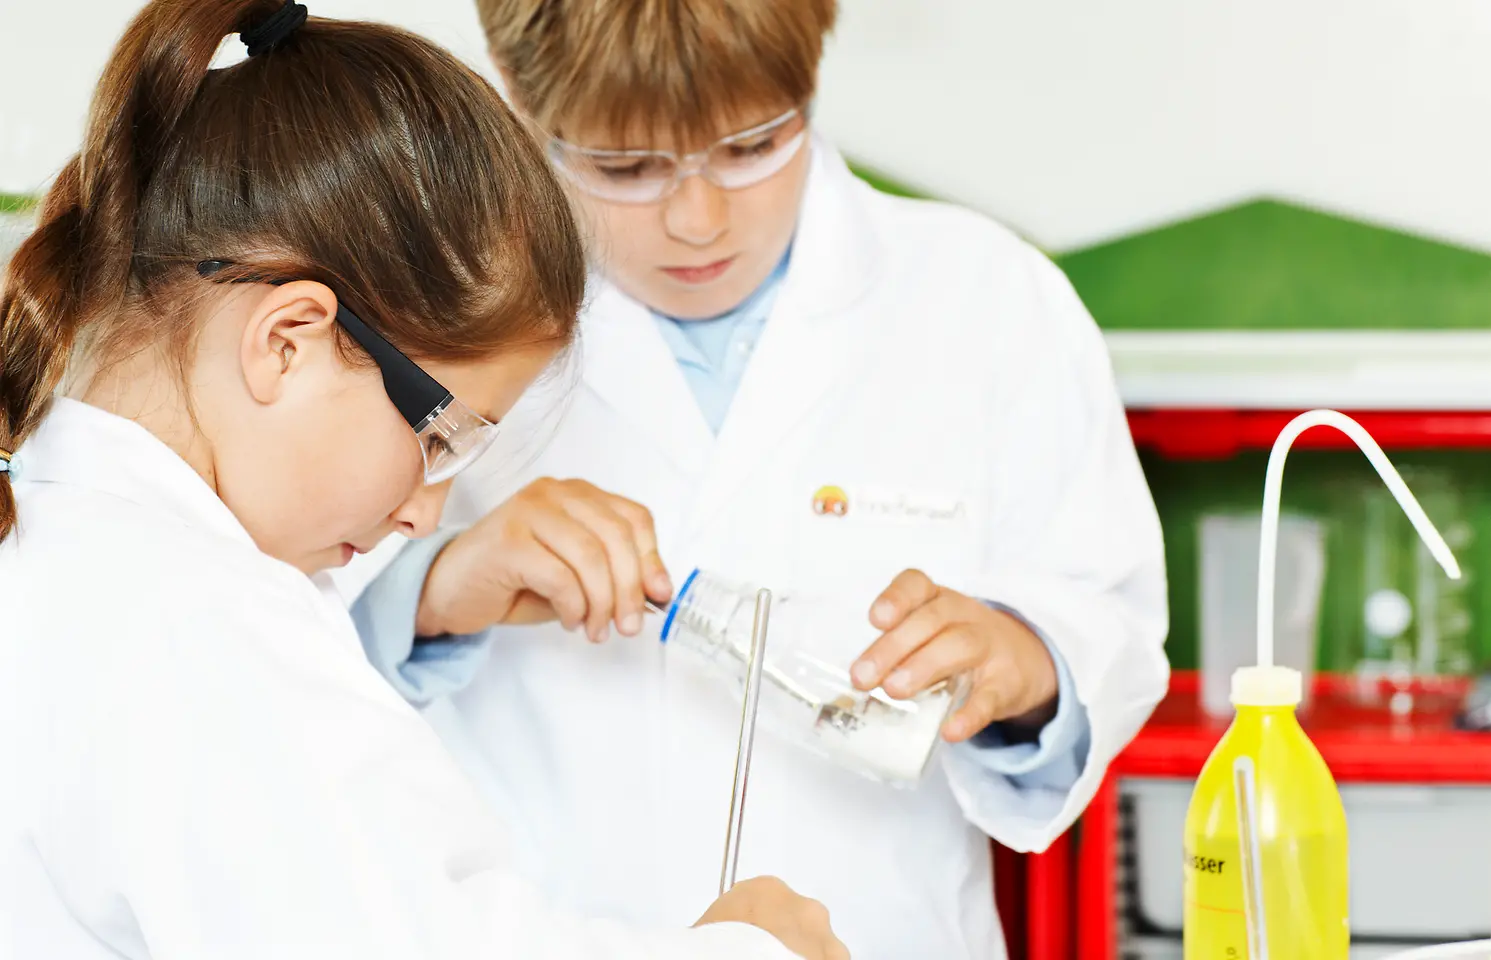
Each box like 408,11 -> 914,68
239,280 -> 341,405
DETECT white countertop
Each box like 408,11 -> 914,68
1107,330 -> 1491,411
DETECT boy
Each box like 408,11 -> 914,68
352,2 -> 1169,957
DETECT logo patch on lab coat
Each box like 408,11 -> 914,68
812,485 -> 850,517
810,485 -> 966,522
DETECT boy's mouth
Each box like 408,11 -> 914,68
660,256 -> 736,285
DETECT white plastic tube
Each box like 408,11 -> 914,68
1258,410 -> 1461,669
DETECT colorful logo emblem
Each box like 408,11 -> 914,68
812,485 -> 849,517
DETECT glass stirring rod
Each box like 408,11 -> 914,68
644,599 -> 818,707
646,593 -> 773,894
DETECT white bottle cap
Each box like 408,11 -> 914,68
1231,665 -> 1303,707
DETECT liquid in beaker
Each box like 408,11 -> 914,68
661,569 -> 962,784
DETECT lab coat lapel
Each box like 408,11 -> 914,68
684,143 -> 884,538
578,281 -> 714,477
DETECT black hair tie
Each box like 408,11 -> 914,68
241,1 -> 308,58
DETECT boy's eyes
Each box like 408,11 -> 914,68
724,135 -> 779,159
591,156 -> 672,180
586,136 -> 780,180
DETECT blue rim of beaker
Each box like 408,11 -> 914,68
659,567 -> 700,643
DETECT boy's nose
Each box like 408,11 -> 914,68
663,173 -> 728,247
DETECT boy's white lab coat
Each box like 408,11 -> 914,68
0,399 -> 795,960
390,143 -> 1170,960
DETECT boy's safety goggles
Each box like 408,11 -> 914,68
197,260 -> 499,485
547,106 -> 809,205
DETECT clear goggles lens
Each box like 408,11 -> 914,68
415,397 -> 501,485
549,108 -> 809,204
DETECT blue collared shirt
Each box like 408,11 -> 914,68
650,250 -> 791,434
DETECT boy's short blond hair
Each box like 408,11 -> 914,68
478,0 -> 836,148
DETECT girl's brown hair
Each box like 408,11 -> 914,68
0,0 -> 586,540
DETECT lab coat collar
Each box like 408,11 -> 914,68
578,284 -> 716,476
576,138 -> 884,477
772,137 -> 883,320
680,141 -> 884,532
16,398 -> 256,548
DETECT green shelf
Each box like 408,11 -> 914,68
1145,446 -> 1491,673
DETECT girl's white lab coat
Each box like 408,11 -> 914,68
378,143 -> 1170,960
0,399 -> 796,959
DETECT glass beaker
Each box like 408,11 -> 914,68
660,569 -> 964,785
1353,468 -> 1473,711
1198,513 -> 1326,717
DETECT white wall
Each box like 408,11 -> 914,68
816,0 -> 1491,253
5,1 -> 1491,254
0,0 -> 499,196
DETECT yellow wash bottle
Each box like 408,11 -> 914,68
1183,411 -> 1462,959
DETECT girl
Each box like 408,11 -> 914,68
0,2 -> 845,958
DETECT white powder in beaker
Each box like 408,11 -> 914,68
811,689 -> 952,783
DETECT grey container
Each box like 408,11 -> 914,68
1123,777 -> 1491,942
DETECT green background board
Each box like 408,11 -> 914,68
1055,199 -> 1491,331
843,169 -> 1491,332
0,194 -> 36,214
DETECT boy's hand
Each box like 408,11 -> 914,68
414,478 -> 672,643
849,569 -> 1058,741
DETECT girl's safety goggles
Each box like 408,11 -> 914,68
547,106 -> 809,205
197,260 -> 498,485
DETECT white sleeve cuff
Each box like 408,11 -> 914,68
950,603 -> 1091,791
